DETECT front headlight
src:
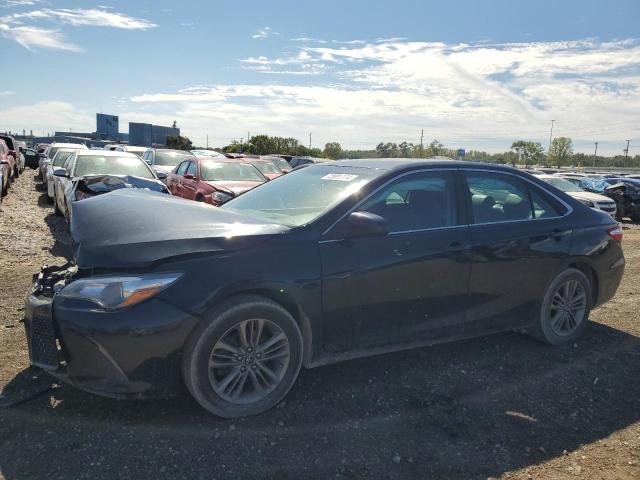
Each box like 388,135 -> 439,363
58,273 -> 181,310
210,191 -> 233,204
578,199 -> 595,208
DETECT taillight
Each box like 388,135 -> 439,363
608,225 -> 623,242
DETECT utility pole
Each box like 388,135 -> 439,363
548,119 -> 555,151
206,134 -> 209,149
624,139 -> 630,163
420,129 -> 424,157
593,141 -> 598,168
309,132 -> 312,149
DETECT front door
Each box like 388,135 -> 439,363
320,170 -> 472,352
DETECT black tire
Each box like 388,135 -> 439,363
195,194 -> 204,202
182,295 -> 303,418
531,268 -> 592,346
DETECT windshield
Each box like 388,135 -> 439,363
545,177 -> 583,192
253,161 -> 282,175
48,145 -> 82,159
52,150 -> 74,167
221,165 -> 378,226
263,156 -> 291,172
73,155 -> 154,179
200,161 -> 266,182
155,150 -> 194,166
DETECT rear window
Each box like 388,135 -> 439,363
73,155 -> 154,179
200,161 -> 266,182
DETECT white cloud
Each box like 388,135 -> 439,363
0,6 -> 156,51
10,8 -> 157,29
128,38 -> 640,153
252,26 -> 279,40
0,23 -> 83,51
0,90 -> 15,96
0,101 -> 93,133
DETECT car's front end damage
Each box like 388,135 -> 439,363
23,189 -> 290,399
23,263 -> 198,398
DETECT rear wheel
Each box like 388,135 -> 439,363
532,268 -> 592,345
182,295 -> 303,418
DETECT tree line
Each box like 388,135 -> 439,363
170,134 -> 639,168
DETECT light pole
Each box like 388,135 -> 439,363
548,119 -> 555,151
593,141 -> 598,168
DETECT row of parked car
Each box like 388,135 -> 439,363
525,168 -> 640,222
29,140 -> 325,225
0,133 -> 28,203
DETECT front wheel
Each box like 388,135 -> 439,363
182,295 -> 303,417
532,268 -> 592,345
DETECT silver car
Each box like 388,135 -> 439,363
53,150 -> 166,223
40,143 -> 88,183
45,149 -> 77,202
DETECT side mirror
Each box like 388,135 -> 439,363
183,173 -> 195,180
155,171 -> 168,180
53,168 -> 68,178
345,211 -> 388,238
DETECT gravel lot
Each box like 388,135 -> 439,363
1,171 -> 639,479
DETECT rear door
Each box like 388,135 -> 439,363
462,169 -> 572,335
320,169 -> 472,351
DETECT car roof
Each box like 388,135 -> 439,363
319,158 -> 523,173
193,157 -> 254,164
49,143 -> 88,148
75,150 -> 140,158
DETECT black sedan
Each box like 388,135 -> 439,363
24,159 -> 625,417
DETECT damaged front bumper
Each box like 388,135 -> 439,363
23,265 -> 198,399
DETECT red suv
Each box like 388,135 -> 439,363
0,139 -> 16,196
167,157 -> 267,205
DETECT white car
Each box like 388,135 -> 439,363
539,175 -> 617,217
140,149 -> 195,175
114,145 -> 147,158
45,148 -> 78,202
40,143 -> 88,182
191,149 -> 225,158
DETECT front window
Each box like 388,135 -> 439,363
359,172 -> 457,231
221,165 -> 379,226
154,150 -> 194,166
73,155 -> 154,179
200,161 -> 266,182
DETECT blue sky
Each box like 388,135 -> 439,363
0,0 -> 639,154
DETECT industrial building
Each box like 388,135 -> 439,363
129,123 -> 180,147
11,113 -> 178,148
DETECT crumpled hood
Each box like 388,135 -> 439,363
205,180 -> 263,196
76,174 -> 169,195
70,189 -> 289,269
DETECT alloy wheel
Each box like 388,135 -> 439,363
548,279 -> 587,336
208,319 -> 290,404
